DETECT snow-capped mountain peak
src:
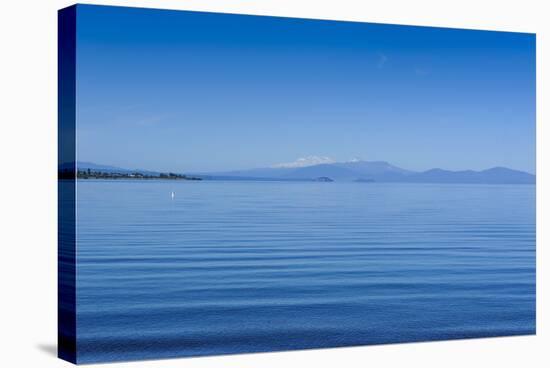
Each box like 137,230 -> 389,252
272,156 -> 336,168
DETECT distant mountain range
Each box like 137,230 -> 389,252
200,161 -> 535,184
69,160 -> 535,184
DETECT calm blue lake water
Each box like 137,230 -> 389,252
75,180 -> 535,363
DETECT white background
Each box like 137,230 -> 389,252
0,0 -> 546,367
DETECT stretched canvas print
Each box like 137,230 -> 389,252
58,4 -> 536,364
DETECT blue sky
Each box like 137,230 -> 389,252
75,5 -> 536,173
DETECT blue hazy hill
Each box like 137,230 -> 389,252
407,167 -> 535,184
76,162 -> 131,172
337,160 -> 412,173
334,160 -> 414,181
69,162 -> 161,176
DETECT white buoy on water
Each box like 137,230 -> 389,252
171,191 -> 175,200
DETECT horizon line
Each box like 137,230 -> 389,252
62,160 -> 536,176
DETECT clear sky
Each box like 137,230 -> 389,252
75,5 -> 536,174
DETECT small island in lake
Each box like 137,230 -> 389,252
315,176 -> 334,182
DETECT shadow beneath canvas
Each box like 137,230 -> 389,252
37,343 -> 57,357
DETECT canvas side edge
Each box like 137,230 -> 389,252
58,4 -> 77,365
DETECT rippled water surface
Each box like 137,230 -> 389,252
76,180 -> 535,363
